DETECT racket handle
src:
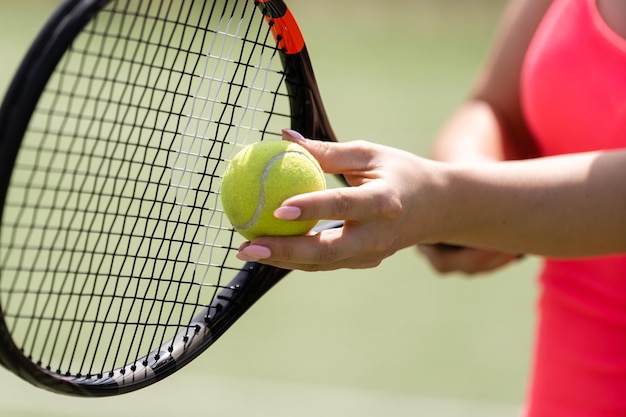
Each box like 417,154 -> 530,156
312,220 -> 344,233
430,243 -> 465,251
313,226 -> 466,251
429,243 -> 526,259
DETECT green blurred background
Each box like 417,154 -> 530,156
0,1 -> 539,415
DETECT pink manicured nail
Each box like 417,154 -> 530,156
237,245 -> 271,261
282,128 -> 306,143
274,206 -> 301,220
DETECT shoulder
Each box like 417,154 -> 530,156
597,0 -> 626,40
473,0 -> 554,99
469,0 -> 554,154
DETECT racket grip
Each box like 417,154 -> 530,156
429,243 -> 526,259
312,220 -> 343,233
431,243 -> 465,251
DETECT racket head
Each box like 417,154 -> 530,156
0,0 -> 334,396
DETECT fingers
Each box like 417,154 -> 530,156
275,185 -> 402,226
232,130 -> 412,271
240,228 -> 345,271
281,129 -> 374,179
237,223 -> 392,271
280,130 -> 405,223
417,244 -> 520,275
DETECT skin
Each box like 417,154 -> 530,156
597,0 -> 626,39
237,0 -> 626,272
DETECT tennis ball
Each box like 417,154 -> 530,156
220,140 -> 326,241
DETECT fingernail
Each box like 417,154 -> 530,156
274,206 -> 301,220
237,245 -> 271,261
282,129 -> 306,143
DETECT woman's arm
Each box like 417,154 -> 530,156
417,0 -> 552,273
234,0 -> 626,271
236,136 -> 626,271
431,0 -> 553,165
437,149 -> 626,257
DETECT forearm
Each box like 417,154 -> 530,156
431,101 -> 505,163
436,150 -> 626,257
431,100 -> 539,164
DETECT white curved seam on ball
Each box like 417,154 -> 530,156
233,150 -> 319,231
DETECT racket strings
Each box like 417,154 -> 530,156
0,0 -> 290,379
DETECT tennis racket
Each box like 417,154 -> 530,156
0,0 -> 341,397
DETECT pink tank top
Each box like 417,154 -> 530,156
521,0 -> 626,414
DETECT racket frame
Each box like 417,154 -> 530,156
0,0 -> 338,396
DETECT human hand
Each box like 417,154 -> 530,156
416,243 -> 522,275
236,129 -> 448,271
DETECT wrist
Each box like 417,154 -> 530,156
427,162 -> 500,248
414,160 -> 461,245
